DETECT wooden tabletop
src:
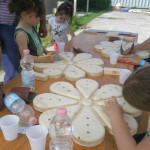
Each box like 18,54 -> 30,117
0,31 -> 148,150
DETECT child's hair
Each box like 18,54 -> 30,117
8,0 -> 45,17
56,1 -> 73,23
123,66 -> 150,111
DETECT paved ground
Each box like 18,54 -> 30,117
86,11 -> 150,43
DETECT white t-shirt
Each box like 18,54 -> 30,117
48,16 -> 69,43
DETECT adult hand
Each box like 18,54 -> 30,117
120,55 -> 141,65
102,96 -> 123,121
39,23 -> 47,38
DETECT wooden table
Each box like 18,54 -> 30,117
0,31 -> 148,150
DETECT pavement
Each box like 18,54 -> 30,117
85,11 -> 150,43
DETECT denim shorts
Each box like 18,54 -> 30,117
0,24 -> 20,83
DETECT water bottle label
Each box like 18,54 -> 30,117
4,92 -> 20,109
22,74 -> 35,88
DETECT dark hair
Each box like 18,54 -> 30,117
56,1 -> 73,23
122,66 -> 150,111
8,0 -> 45,17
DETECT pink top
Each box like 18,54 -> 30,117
56,107 -> 67,116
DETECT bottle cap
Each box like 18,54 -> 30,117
23,49 -> 30,55
28,116 -> 37,125
56,107 -> 67,116
54,42 -> 58,51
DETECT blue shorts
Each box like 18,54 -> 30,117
0,24 -> 20,83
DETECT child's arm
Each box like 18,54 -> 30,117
67,27 -> 75,40
15,32 -> 28,56
65,27 -> 75,51
47,24 -> 54,44
34,52 -> 55,63
103,97 -> 150,150
16,32 -> 55,63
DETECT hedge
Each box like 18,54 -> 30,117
69,0 -> 111,11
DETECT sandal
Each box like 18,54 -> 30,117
11,87 -> 36,103
0,82 -> 5,111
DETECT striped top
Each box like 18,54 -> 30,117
0,0 -> 16,25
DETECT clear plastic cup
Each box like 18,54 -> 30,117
0,115 -> 19,141
26,125 -> 48,150
57,42 -> 65,52
119,69 -> 132,84
109,52 -> 119,65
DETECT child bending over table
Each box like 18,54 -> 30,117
103,66 -> 150,150
9,0 -> 55,63
47,1 -> 75,51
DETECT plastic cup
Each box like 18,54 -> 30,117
0,115 -> 19,141
26,125 -> 48,150
109,52 -> 119,65
119,69 -> 132,84
57,42 -> 65,52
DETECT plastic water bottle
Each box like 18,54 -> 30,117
4,92 -> 37,125
49,107 -> 73,150
20,49 -> 35,89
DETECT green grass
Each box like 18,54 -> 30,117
41,11 -> 103,47
71,11 -> 103,31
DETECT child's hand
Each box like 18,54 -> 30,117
50,39 -> 55,45
102,96 -> 123,122
65,40 -> 73,52
47,51 -> 56,63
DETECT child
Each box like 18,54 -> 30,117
47,1 -> 75,47
103,66 -> 150,150
9,0 -> 55,63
